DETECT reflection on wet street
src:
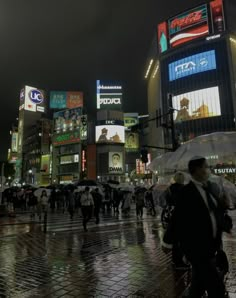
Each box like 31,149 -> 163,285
0,212 -> 235,297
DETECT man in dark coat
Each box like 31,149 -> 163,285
163,156 -> 231,297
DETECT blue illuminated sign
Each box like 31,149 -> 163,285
169,50 -> 217,82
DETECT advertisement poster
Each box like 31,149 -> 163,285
169,50 -> 217,81
172,86 -> 221,122
53,131 -> 80,146
124,113 -> 139,128
54,107 -> 83,132
66,92 -> 83,109
168,5 -> 209,48
50,91 -> 83,109
96,80 -> 122,110
11,132 -> 18,153
210,0 -> 225,33
125,132 -> 139,152
50,91 -> 67,109
41,155 -> 50,175
96,125 -> 125,144
157,22 -> 168,53
24,86 -> 46,113
109,152 -> 123,174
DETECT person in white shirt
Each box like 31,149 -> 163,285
80,187 -> 94,231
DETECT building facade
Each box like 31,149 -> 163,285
146,0 -> 236,160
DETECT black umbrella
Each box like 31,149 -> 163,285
76,180 -> 98,187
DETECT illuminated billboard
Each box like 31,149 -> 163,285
53,131 -> 80,146
109,152 -> 124,174
96,125 -> 125,144
23,86 -> 46,113
11,132 -> 18,153
210,0 -> 225,33
172,86 -> 221,122
50,91 -> 83,109
96,80 -> 122,110
168,5 -> 209,48
157,22 -> 168,53
169,50 -> 217,81
124,113 -> 139,128
54,107 -> 83,132
125,132 -> 139,152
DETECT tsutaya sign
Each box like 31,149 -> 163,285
214,168 -> 236,174
96,80 -> 122,110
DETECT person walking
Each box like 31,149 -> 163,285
162,172 -> 187,270
92,188 -> 103,224
135,189 -> 145,219
37,190 -> 48,221
122,190 -> 132,216
163,156 -> 232,297
67,189 -> 75,220
49,188 -> 56,213
145,189 -> 156,216
81,187 -> 94,231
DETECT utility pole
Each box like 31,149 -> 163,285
168,93 -> 178,151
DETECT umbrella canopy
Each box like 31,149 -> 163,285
76,180 -> 98,187
147,152 -> 174,172
34,188 -> 51,197
166,132 -> 236,171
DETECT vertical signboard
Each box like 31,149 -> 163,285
11,132 -> 18,153
157,22 -> 168,53
210,0 -> 225,33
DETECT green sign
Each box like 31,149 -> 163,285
53,131 -> 80,146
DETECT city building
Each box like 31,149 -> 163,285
145,0 -> 236,167
17,86 -> 48,183
95,81 -> 125,182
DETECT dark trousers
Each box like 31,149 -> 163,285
172,241 -> 184,265
94,207 -> 100,224
81,206 -> 92,230
189,259 -> 225,298
136,206 -> 143,218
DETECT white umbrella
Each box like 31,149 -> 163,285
34,188 -> 51,197
166,132 -> 236,171
147,152 -> 173,171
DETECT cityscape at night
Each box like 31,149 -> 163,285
0,0 -> 236,297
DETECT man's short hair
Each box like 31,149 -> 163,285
85,186 -> 90,192
112,153 -> 120,159
188,157 -> 206,175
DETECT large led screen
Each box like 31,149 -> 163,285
168,5 -> 209,48
169,50 -> 216,81
96,125 -> 125,144
172,86 -> 221,122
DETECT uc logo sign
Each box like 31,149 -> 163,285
29,89 -> 44,104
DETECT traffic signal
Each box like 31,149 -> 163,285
140,148 -> 148,164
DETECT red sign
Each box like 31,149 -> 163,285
82,150 -> 86,172
210,0 -> 225,33
168,5 -> 209,48
66,92 -> 83,109
157,22 -> 168,53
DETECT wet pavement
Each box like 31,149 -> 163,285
0,209 -> 235,298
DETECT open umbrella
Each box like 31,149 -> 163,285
166,132 -> 236,171
34,188 -> 51,197
147,152 -> 174,172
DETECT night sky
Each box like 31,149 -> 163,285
1,0 -> 207,160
